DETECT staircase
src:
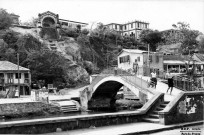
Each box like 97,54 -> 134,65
142,101 -> 170,123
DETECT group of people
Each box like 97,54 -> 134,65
149,70 -> 174,95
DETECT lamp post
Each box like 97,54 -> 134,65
148,44 -> 150,75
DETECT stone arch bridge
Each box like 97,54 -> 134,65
80,75 -> 159,110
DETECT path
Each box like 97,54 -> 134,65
137,75 -> 183,101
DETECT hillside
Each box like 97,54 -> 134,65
0,26 -> 89,88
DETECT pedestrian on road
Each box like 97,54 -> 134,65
150,69 -> 157,88
166,71 -> 174,95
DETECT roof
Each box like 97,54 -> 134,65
163,60 -> 185,65
120,49 -> 147,54
163,55 -> 191,61
59,19 -> 88,25
194,53 -> 204,61
0,61 -> 29,71
157,43 -> 181,51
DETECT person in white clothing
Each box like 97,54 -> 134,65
149,69 -> 157,88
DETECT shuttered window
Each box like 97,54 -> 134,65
119,55 -> 130,63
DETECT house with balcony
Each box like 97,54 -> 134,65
105,20 -> 149,39
0,61 -> 31,96
117,49 -> 163,77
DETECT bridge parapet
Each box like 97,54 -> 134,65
159,91 -> 204,125
84,74 -> 161,111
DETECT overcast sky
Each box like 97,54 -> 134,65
1,0 -> 204,33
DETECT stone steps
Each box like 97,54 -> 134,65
142,101 -> 170,123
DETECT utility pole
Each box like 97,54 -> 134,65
17,53 -> 20,97
148,44 -> 150,75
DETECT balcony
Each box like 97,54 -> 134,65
24,79 -> 30,84
7,79 -> 14,84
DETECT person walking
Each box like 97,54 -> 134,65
150,69 -> 157,88
166,71 -> 174,95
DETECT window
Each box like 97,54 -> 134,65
138,23 -> 140,28
120,26 -> 123,30
145,24 -> 147,28
62,22 -> 68,26
16,73 -> 21,79
24,73 -> 29,78
125,25 -> 127,30
149,55 -> 152,63
115,25 -> 117,29
119,55 -> 130,63
0,73 -> 4,78
8,73 -> 13,79
137,57 -> 140,62
156,55 -> 159,63
131,23 -> 133,28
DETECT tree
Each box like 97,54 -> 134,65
0,8 -> 12,30
172,22 -> 201,54
25,50 -> 66,86
21,17 -> 38,27
196,34 -> 204,53
139,29 -> 163,51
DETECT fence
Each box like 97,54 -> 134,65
173,76 -> 193,91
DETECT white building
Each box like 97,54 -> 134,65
105,20 -> 149,39
0,61 -> 31,96
118,49 -> 164,76
118,49 -> 146,73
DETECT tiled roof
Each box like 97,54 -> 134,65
157,43 -> 181,50
0,61 -> 29,71
163,55 -> 184,61
118,49 -> 147,56
195,53 -> 204,61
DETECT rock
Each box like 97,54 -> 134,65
64,65 -> 89,86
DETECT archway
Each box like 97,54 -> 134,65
42,17 -> 55,27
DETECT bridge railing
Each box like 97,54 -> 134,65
159,91 -> 204,125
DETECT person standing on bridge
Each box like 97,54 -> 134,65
133,59 -> 138,75
166,71 -> 174,95
150,69 -> 157,88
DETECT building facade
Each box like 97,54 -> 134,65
117,49 -> 163,76
37,11 -> 88,29
105,20 -> 149,39
0,61 -> 31,96
10,13 -> 20,25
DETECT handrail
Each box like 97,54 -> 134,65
120,75 -> 157,95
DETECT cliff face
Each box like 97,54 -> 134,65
1,26 -> 90,87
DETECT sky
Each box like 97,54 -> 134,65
0,0 -> 204,33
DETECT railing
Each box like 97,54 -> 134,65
173,75 -> 193,91
6,79 -> 14,84
159,91 -> 204,125
24,78 -> 30,84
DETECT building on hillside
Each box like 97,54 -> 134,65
163,55 -> 187,74
0,61 -> 31,96
10,13 -> 20,25
163,54 -> 204,75
157,43 -> 182,55
117,49 -> 163,77
105,20 -> 149,39
37,11 -> 88,29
